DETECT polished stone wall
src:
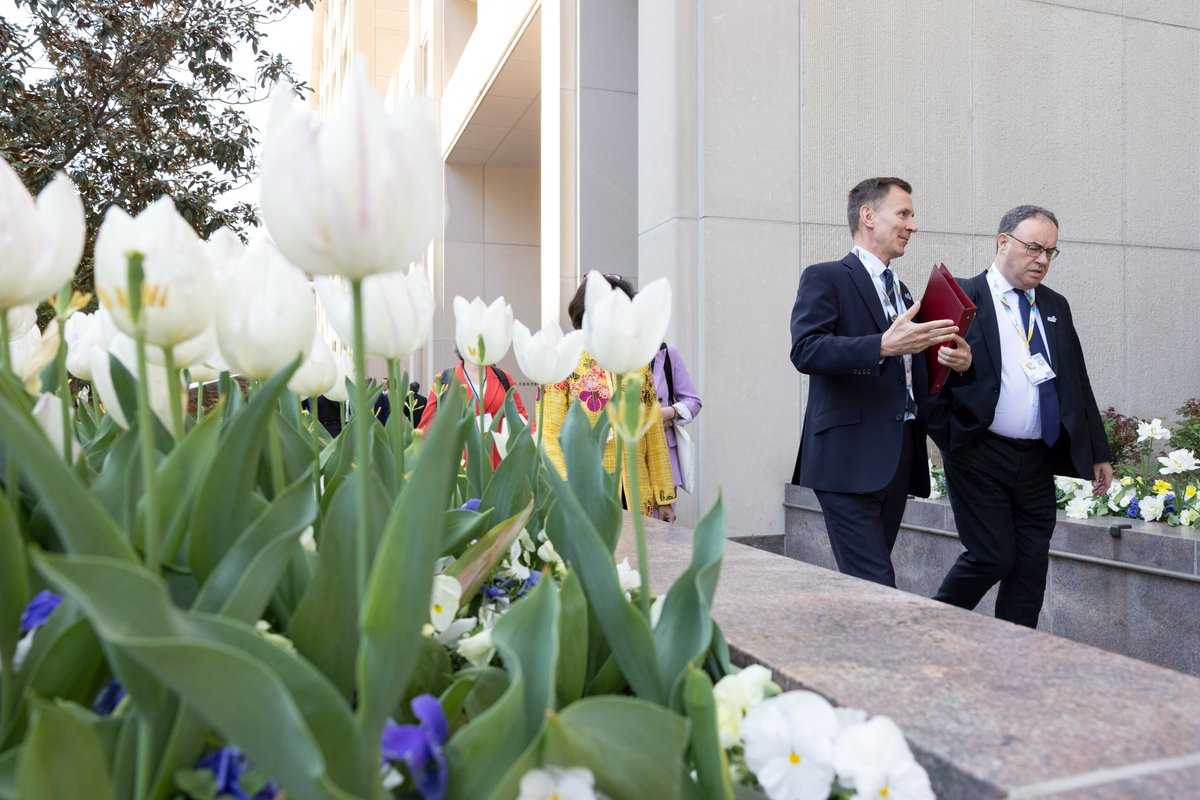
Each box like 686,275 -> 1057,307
639,1 -> 1200,534
779,484 -> 1200,676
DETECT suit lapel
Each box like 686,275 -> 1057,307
844,253 -> 886,333
971,272 -> 1003,380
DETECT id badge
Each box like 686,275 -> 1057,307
1021,353 -> 1056,385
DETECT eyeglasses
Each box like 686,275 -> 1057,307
1004,232 -> 1060,261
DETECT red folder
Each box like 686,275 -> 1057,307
917,263 -> 976,394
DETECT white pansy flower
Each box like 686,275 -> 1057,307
1136,418 -> 1171,443
1158,449 -> 1200,475
1181,508 -> 1199,526
1139,494 -> 1165,522
1064,496 -> 1094,520
457,628 -> 495,668
429,575 -> 463,633
713,664 -> 778,749
1055,476 -> 1084,495
517,766 -> 597,800
742,690 -> 839,800
832,716 -> 934,800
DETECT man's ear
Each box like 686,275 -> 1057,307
859,203 -> 874,231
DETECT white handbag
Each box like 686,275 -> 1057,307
674,423 -> 696,494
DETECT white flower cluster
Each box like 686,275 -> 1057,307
717,666 -> 934,800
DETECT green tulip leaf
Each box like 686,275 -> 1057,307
682,667 -> 734,800
444,500 -> 535,602
655,495 -> 725,707
543,696 -> 691,800
31,551 -> 371,800
289,468 -> 391,696
544,469 -> 662,704
555,570 -> 587,708
17,697 -> 115,800
445,576 -> 559,800
0,385 -> 133,562
357,386 -> 468,743
192,472 -> 316,622
554,401 -> 621,550
440,507 -> 494,558
153,407 -> 224,563
0,491 -> 28,667
188,359 -> 299,583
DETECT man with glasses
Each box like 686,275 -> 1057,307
928,205 -> 1112,627
790,177 -> 972,587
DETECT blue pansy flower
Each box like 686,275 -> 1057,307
458,498 -> 481,512
194,747 -> 277,800
1127,497 -> 1140,519
19,590 -> 63,633
519,570 -> 542,597
92,679 -> 125,716
380,694 -> 449,800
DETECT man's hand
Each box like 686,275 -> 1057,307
880,301 -> 959,357
936,334 -> 973,373
659,506 -> 676,524
1092,462 -> 1114,496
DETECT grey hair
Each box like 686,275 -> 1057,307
997,205 -> 1058,236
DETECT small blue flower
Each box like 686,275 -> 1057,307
1127,497 -> 1140,519
518,570 -> 542,597
194,747 -> 277,800
381,694 -> 449,800
92,679 -> 125,716
19,591 -> 63,633
458,498 -> 481,512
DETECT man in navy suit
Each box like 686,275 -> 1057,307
790,177 -> 972,586
928,205 -> 1112,627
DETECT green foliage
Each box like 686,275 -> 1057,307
1173,398 -> 1200,456
0,0 -> 312,303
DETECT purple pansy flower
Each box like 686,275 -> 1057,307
92,679 -> 125,716
19,590 -> 63,633
380,694 -> 449,800
194,747 -> 277,800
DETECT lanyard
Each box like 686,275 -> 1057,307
989,267 -> 1038,353
462,365 -> 485,406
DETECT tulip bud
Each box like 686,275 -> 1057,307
0,162 -> 85,312
582,270 -> 671,376
512,320 -> 585,386
453,296 -> 513,367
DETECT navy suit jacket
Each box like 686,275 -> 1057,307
926,272 -> 1111,479
790,252 -> 931,496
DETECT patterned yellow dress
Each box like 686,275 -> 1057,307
539,350 -> 677,517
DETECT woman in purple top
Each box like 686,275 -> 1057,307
651,342 -> 702,519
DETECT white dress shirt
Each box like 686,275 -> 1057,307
853,246 -> 915,419
987,265 -> 1050,440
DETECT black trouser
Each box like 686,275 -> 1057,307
934,432 -> 1057,628
813,421 -> 914,588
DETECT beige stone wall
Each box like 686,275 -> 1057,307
641,1 -> 1200,533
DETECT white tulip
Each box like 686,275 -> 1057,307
0,162 -> 85,311
325,351 -> 353,403
453,296 -> 512,367
90,334 -> 176,433
260,67 -> 441,280
315,269 -> 433,360
615,556 -> 641,594
512,320 -> 585,386
289,332 -> 338,398
216,242 -> 316,380
832,716 -> 933,800
64,311 -> 106,381
31,393 -> 79,461
582,271 -> 671,375
93,198 -> 215,349
9,323 -> 43,382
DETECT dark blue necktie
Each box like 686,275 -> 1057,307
884,269 -> 918,418
1017,290 -> 1060,446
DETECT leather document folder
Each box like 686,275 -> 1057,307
917,263 -> 976,394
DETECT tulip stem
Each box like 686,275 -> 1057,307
134,328 -> 161,571
351,278 -> 371,602
268,413 -> 286,497
163,347 -> 185,441
621,379 -> 653,621
477,359 -> 487,491
0,310 -> 11,374
388,360 -> 406,495
535,387 -> 546,505
54,317 -> 73,463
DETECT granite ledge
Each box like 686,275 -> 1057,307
617,514 -> 1200,799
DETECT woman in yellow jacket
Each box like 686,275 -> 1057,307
539,274 -> 677,521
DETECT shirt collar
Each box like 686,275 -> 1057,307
988,264 -> 1033,301
851,246 -> 890,277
